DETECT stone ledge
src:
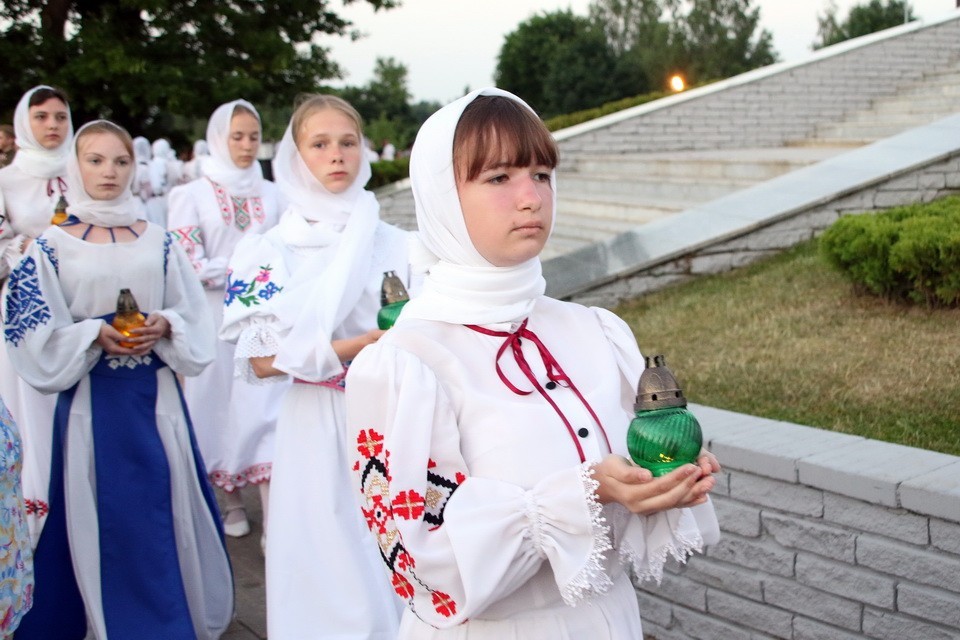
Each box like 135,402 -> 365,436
691,403 -> 960,525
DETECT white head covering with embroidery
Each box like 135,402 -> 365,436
200,100 -> 264,197
64,120 -> 139,228
267,102 -> 380,381
398,87 -> 552,326
11,85 -> 74,180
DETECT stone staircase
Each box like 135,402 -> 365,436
793,62 -> 960,145
547,59 -> 960,261
548,146 -> 846,259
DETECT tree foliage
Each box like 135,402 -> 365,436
0,0 -> 397,141
813,0 -> 915,50
675,0 -> 777,82
338,56 -> 439,151
496,1 -> 777,119
494,10 -> 644,119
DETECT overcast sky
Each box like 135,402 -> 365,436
320,0 -> 959,104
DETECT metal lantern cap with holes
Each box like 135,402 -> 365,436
627,355 -> 703,476
377,270 -> 410,330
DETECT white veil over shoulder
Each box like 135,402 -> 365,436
11,85 -> 74,179
200,99 -> 264,196
268,118 -> 380,381
398,87 -> 551,326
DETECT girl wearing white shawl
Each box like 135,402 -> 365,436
220,94 -> 409,639
0,85 -> 74,554
4,120 -> 232,640
344,89 -> 721,639
167,99 -> 285,540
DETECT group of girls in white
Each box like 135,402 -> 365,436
0,82 -> 720,640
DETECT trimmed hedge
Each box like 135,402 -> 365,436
369,157 -> 410,189
819,195 -> 960,307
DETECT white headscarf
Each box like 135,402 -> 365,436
200,100 -> 264,197
398,87 -> 550,326
64,121 -> 140,228
268,112 -> 380,381
133,136 -> 152,164
11,85 -> 74,179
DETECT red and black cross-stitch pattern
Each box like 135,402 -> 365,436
355,428 -> 464,620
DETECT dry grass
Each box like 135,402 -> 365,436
616,240 -> 960,456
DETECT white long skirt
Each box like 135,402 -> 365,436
266,383 -> 402,639
185,289 -> 287,491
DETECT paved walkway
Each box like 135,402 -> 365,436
219,489 -> 267,640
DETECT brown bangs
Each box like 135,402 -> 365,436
453,95 -> 558,182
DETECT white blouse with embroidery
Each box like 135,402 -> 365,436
167,177 -> 283,288
346,296 -> 718,635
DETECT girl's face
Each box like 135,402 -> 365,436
227,111 -> 261,169
456,158 -> 554,267
296,108 -> 362,194
77,132 -> 134,201
29,97 -> 70,150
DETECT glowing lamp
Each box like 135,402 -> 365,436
627,355 -> 702,476
51,196 -> 68,226
669,75 -> 686,92
112,288 -> 146,348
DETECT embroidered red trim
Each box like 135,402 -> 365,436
24,498 -> 49,517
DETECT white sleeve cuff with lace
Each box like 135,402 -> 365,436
234,323 -> 285,384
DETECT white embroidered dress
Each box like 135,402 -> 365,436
345,87 -> 719,639
220,211 -> 410,639
347,297 -> 718,638
3,223 -> 233,639
168,175 -> 285,490
0,86 -> 74,546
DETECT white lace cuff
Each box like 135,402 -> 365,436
617,504 -> 705,585
234,324 -> 284,384
558,462 -> 614,607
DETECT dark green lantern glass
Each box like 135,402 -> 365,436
627,355 -> 703,476
377,270 -> 410,330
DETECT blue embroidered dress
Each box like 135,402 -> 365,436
3,223 -> 233,640
0,397 -> 33,637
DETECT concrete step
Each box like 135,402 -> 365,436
812,120 -> 943,140
558,173 -> 755,202
563,156 -> 808,182
557,196 -> 683,221
857,98 -> 960,117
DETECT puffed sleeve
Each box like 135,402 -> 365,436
346,342 -> 617,629
592,305 -> 720,580
219,231 -> 288,383
3,238 -> 103,393
167,182 -> 228,287
0,190 -> 23,281
151,231 -> 216,376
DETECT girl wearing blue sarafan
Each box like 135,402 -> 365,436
4,120 -> 232,640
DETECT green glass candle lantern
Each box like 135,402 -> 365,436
377,270 -> 410,330
627,355 -> 703,476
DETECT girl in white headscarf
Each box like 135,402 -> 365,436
0,85 -> 74,552
168,99 -> 285,541
220,94 -> 410,639
4,120 -> 232,640
0,86 -> 73,275
182,139 -> 210,182
343,88 -> 722,639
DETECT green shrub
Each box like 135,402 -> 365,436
820,195 -> 960,307
368,157 -> 410,189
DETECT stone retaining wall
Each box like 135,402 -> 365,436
570,152 -> 960,309
638,406 -> 960,640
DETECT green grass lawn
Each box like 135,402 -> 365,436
615,240 -> 960,456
